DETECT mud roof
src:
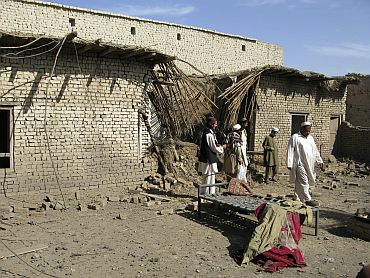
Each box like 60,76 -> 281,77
0,30 -> 175,64
211,65 -> 359,84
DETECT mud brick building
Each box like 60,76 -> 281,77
346,75 -> 370,127
213,67 -> 356,165
339,75 -> 370,162
0,33 -> 175,193
0,0 -> 283,75
0,0 -> 284,193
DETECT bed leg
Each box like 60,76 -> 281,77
198,186 -> 202,219
315,209 -> 319,236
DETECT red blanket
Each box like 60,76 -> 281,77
253,204 -> 306,273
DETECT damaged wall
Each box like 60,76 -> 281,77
339,121 -> 370,163
254,75 -> 347,165
0,51 -> 158,194
0,0 -> 283,75
346,75 -> 370,127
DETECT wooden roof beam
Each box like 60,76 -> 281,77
78,39 -> 101,54
136,52 -> 157,61
152,80 -> 175,86
149,56 -> 175,64
99,47 -> 116,57
121,48 -> 146,59
78,44 -> 97,54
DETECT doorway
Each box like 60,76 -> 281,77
329,116 -> 341,156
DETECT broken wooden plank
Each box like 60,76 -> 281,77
152,80 -> 175,86
0,220 -> 12,227
1,237 -> 38,242
139,192 -> 172,202
0,244 -> 48,259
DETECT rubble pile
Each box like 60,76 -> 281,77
148,140 -> 202,194
324,156 -> 370,178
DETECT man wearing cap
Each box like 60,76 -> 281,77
239,117 -> 249,182
262,127 -> 279,183
287,121 -> 324,206
224,124 -> 245,180
198,117 -> 225,195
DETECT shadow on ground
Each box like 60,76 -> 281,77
178,204 -> 257,259
319,208 -> 357,238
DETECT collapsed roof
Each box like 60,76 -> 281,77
0,29 -> 175,64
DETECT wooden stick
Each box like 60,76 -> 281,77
0,245 -> 48,259
139,192 -> 172,202
0,238 -> 38,242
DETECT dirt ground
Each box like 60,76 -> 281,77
0,163 -> 369,278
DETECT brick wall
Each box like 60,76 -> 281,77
0,51 -> 158,194
346,76 -> 370,127
0,0 -> 283,75
339,121 -> 370,163
254,75 -> 347,165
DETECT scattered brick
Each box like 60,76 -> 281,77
53,202 -> 64,210
1,213 -> 15,220
344,199 -> 358,203
42,203 -> 50,211
45,195 -> 54,202
13,206 -> 29,213
186,202 -> 198,211
99,199 -> 107,208
164,183 -> 171,190
78,204 -> 88,212
88,204 -> 100,210
159,208 -> 174,215
130,197 -> 139,204
108,196 -> 120,202
0,206 -> 13,213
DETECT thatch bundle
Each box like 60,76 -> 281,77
218,68 -> 265,129
148,61 -> 216,138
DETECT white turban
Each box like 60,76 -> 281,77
271,127 -> 279,133
300,121 -> 312,127
233,124 -> 241,131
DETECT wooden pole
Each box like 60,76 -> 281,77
138,109 -> 168,175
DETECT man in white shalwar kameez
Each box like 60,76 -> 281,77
287,121 -> 324,206
239,117 -> 249,183
198,117 -> 224,195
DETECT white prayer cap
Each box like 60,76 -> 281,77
233,124 -> 241,131
300,121 -> 312,127
271,127 -> 279,133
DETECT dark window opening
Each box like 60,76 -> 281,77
242,45 -> 246,51
291,114 -> 308,135
69,18 -> 76,27
131,27 -> 136,35
0,157 -> 10,168
177,33 -> 181,40
0,110 -> 10,153
0,108 -> 12,169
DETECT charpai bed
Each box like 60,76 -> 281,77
197,182 -> 319,236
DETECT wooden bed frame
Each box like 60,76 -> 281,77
197,182 -> 319,236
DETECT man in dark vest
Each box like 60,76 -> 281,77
198,116 -> 225,195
